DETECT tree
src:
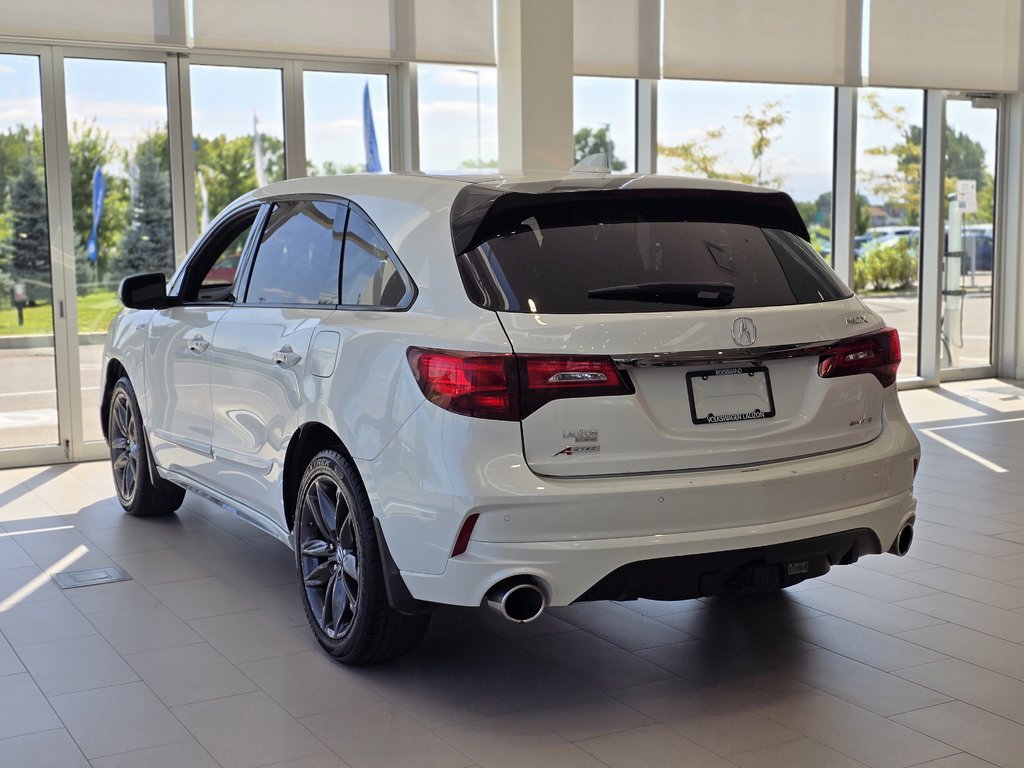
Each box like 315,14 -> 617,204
68,121 -> 129,288
194,132 -> 283,231
117,139 -> 174,279
861,94 -> 992,226
458,157 -> 498,170
7,156 -> 50,301
574,125 -> 627,171
813,191 -> 870,235
740,100 -> 788,187
657,100 -> 789,187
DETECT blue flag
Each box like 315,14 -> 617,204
86,166 -> 106,262
363,83 -> 382,174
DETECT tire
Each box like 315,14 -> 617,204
108,376 -> 185,517
294,449 -> 429,664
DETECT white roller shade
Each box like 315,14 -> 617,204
868,0 -> 1022,91
662,0 -> 860,85
1,0 -> 186,46
414,0 -> 495,65
193,0 -> 392,58
573,0 -> 661,79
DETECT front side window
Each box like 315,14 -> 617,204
341,211 -> 409,307
245,200 -> 343,306
179,209 -> 259,302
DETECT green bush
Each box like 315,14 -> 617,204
854,237 -> 918,291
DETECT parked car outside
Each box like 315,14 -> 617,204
102,173 -> 920,663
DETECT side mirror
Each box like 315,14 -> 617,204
119,273 -> 170,310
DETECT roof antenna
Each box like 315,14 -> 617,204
570,153 -> 611,174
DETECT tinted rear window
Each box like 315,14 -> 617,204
456,206 -> 851,314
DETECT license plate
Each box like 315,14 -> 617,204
686,366 -> 776,425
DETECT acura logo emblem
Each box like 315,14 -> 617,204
732,317 -> 756,346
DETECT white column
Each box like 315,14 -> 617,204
918,90 -> 947,385
636,79 -> 657,174
496,0 -> 574,172
833,87 -> 858,289
1000,94 -> 1023,378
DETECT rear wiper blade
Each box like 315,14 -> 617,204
588,281 -> 736,306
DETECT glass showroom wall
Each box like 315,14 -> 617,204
0,53 -> 59,452
657,80 -> 835,262
303,71 -> 390,175
190,64 -> 285,236
855,88 -> 925,379
418,64 -> 498,173
64,56 -> 176,444
573,76 -> 636,172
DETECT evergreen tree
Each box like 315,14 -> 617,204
8,156 -> 50,301
117,142 -> 173,279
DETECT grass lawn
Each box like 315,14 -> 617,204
0,291 -> 122,337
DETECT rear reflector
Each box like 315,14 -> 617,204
407,348 -> 633,420
451,513 -> 479,557
818,328 -> 901,387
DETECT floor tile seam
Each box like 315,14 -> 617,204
883,668 -> 1024,729
894,579 -> 1024,610
83,736 -> 229,768
46,677 -> 187,761
726,734 -> 869,767
888,699 -> 1024,755
891,598 -> 1024,642
431,714 -> 610,768
780,631 -> 953,675
813,576 -> 944,603
167,689 -> 336,766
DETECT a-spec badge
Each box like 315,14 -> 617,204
552,445 -> 601,457
732,317 -> 756,347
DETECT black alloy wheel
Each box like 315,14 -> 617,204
107,376 -> 185,517
294,449 -> 429,663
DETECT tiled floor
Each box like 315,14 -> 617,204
2,379 -> 1024,767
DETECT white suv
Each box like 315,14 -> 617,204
103,173 -> 920,663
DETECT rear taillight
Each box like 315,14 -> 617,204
407,348 -> 633,420
407,349 -> 519,420
818,328 -> 901,387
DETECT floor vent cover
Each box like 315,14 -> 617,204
52,566 -> 132,589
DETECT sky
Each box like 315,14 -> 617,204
0,52 -> 1000,206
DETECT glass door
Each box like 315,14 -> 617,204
0,52 -> 64,459
941,97 -> 999,374
62,54 -> 181,450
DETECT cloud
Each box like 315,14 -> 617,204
419,100 -> 497,117
309,117 -> 361,136
0,98 -> 41,130
0,64 -> 16,75
66,97 -> 169,144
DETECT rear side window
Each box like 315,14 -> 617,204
341,210 -> 409,307
245,200 -> 343,306
456,204 -> 851,314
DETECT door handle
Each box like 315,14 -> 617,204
187,335 -> 209,353
272,345 -> 302,368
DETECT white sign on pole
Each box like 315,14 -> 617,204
957,179 -> 977,214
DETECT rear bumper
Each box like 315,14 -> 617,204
400,490 -> 916,606
360,386 -> 920,607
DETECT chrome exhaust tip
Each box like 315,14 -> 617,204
890,523 -> 914,557
486,580 -> 546,623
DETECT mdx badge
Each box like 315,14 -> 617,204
732,317 -> 756,347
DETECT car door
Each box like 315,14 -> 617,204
146,206 -> 262,479
207,199 -> 345,522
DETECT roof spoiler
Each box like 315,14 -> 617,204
450,186 -> 811,256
